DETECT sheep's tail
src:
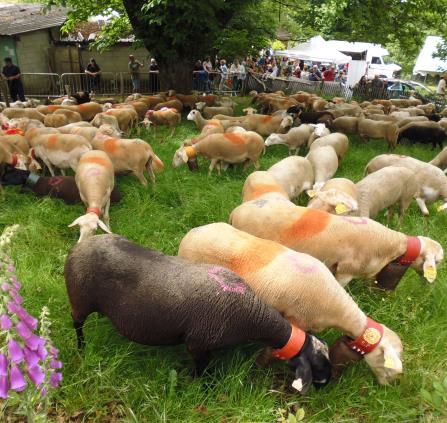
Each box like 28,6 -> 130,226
150,153 -> 164,173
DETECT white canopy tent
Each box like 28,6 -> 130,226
275,36 -> 351,64
413,36 -> 447,76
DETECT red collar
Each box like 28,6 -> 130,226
5,128 -> 24,136
272,325 -> 306,360
397,236 -> 421,265
86,207 -> 102,217
347,317 -> 384,355
10,153 -> 18,168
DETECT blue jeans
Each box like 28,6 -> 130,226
132,76 -> 140,92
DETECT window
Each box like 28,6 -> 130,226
371,57 -> 382,65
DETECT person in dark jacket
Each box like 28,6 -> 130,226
1,57 -> 25,102
149,58 -> 160,93
85,58 -> 101,93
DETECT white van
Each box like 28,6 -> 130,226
326,41 -> 401,80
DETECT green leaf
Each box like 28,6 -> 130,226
432,392 -> 443,408
433,381 -> 444,393
421,388 -> 433,402
287,414 -> 297,423
296,408 -> 305,421
443,376 -> 447,389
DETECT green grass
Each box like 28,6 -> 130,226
1,98 -> 447,422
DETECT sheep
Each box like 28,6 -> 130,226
153,99 -> 183,113
124,101 -> 149,119
294,111 -> 334,127
179,222 -> 404,385
68,150 -> 114,242
139,95 -> 167,108
72,102 -> 104,121
396,116 -> 429,127
25,127 -> 60,147
390,111 -> 411,120
306,146 -> 339,190
8,117 -> 44,132
417,103 -> 436,115
430,146 -> 447,171
355,166 -> 418,224
312,98 -> 328,112
225,126 -> 247,133
125,93 -> 142,102
398,122 -> 446,149
170,93 -> 198,109
90,112 -> 121,134
195,102 -> 233,119
228,192 -> 443,287
265,125 -> 313,155
0,143 -> 29,171
307,124 -> 330,147
230,114 -> 294,137
102,108 -> 138,134
309,133 -> 349,160
440,118 -> 447,134
364,154 -> 447,215
91,133 -> 164,185
267,156 -> 314,200
53,109 -> 83,124
31,133 -> 92,176
43,114 -> 68,128
289,92 -> 315,105
172,131 -> 265,175
36,104 -> 70,115
266,97 -> 299,113
0,134 -> 30,155
365,114 -> 398,123
307,178 -> 358,215
331,116 -> 359,134
2,108 -> 45,122
242,107 -> 257,115
143,108 -> 181,137
358,117 -> 399,150
241,171 -> 290,202
187,109 -> 225,132
215,97 -> 236,108
64,234 -> 331,392
398,107 -> 425,117
371,99 -> 392,114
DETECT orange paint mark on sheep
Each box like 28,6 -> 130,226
47,105 -> 60,111
104,138 -> 119,154
207,120 -> 221,127
244,183 -> 288,201
262,115 -> 273,123
230,238 -> 283,277
81,155 -> 113,168
224,132 -> 245,145
78,104 -> 88,110
280,208 -> 331,243
47,134 -> 59,149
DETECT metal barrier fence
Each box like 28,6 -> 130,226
60,72 -> 117,96
21,73 -> 61,98
192,71 -> 243,95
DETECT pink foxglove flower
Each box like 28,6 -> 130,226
0,354 -> 8,376
49,372 -> 62,388
50,359 -> 62,369
25,334 -> 44,351
10,365 -> 27,391
0,314 -> 12,330
1,282 -> 9,292
8,339 -> 24,363
0,375 -> 8,399
23,347 -> 40,368
16,321 -> 32,340
28,365 -> 45,387
36,344 -> 48,360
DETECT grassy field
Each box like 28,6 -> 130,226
1,98 -> 447,422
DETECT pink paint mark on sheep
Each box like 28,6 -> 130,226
283,251 -> 319,274
341,216 -> 368,225
86,168 -> 101,178
208,266 -> 246,294
47,176 -> 64,187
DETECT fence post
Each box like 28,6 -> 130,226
0,79 -> 10,107
119,73 -> 124,102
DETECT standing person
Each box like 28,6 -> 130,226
149,58 -> 160,93
229,60 -> 240,91
203,56 -> 213,92
323,65 -> 336,81
218,59 -> 228,91
237,60 -> 246,91
370,74 -> 384,96
128,55 -> 144,93
85,58 -> 101,93
1,57 -> 25,102
193,60 -> 202,90
437,74 -> 446,98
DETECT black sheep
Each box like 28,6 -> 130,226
0,167 -> 121,204
64,234 -> 331,393
289,109 -> 334,126
398,125 -> 446,149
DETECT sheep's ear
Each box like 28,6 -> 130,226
437,202 -> 447,211
383,345 -> 402,371
306,190 -> 317,198
97,219 -> 112,234
291,355 -> 313,395
68,217 -> 82,228
423,254 -> 437,283
180,149 -> 189,163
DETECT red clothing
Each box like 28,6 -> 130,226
323,69 -> 335,81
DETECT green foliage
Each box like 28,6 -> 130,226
420,376 -> 447,416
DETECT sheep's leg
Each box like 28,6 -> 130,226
398,198 -> 413,226
169,126 -> 176,137
386,205 -> 394,226
416,197 -> 429,216
42,158 -> 56,177
253,159 -> 260,170
208,159 -> 218,176
134,170 -> 148,187
188,348 -> 211,377
443,167 -> 447,174
60,168 -> 66,176
334,272 -> 353,287
103,198 -> 111,229
72,315 -> 85,349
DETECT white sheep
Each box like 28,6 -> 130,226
265,124 -> 313,155
306,146 -> 339,190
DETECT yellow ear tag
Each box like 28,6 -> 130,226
307,190 -> 317,198
424,266 -> 437,282
384,354 -> 396,369
437,204 -> 445,212
335,203 -> 348,215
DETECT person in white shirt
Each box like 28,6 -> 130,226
219,59 -> 229,91
437,75 -> 446,97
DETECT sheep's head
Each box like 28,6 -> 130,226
410,236 -> 444,283
68,212 -> 111,243
172,146 -> 193,168
187,110 -> 200,121
264,134 -> 283,147
310,123 -> 327,137
287,334 -> 331,395
308,189 -> 358,215
102,103 -> 113,111
195,102 -> 206,111
243,107 -> 257,115
280,115 -> 294,129
363,325 -> 403,385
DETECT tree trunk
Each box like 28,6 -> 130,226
157,57 -> 193,92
